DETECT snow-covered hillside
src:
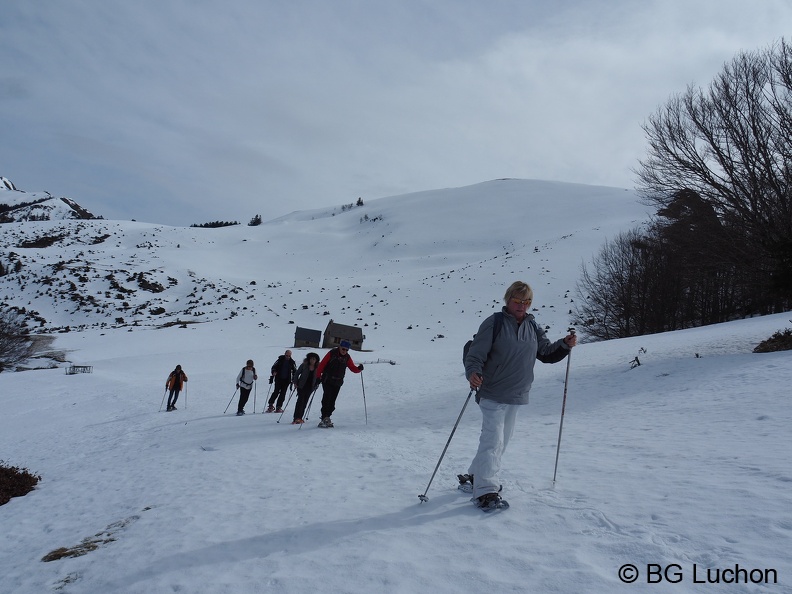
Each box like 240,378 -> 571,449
0,176 -> 99,223
0,178 -> 645,344
1,178 -> 790,594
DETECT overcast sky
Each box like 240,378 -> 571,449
2,1 -> 791,226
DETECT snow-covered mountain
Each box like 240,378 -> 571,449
0,178 -> 646,340
1,178 -> 790,594
0,176 -> 100,223
0,180 -> 792,594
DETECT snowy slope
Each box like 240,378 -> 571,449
0,179 -> 645,343
1,179 -> 790,594
0,177 -> 99,222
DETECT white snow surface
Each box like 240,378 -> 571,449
1,179 -> 791,593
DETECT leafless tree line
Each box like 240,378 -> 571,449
576,39 -> 792,340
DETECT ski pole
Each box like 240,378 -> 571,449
183,384 -> 187,410
360,371 -> 368,425
277,385 -> 296,423
299,384 -> 320,430
253,381 -> 257,414
552,330 -> 575,484
223,387 -> 239,414
159,388 -> 168,412
418,388 -> 475,503
262,380 -> 273,413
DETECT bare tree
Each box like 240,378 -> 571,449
574,228 -> 679,340
636,38 -> 792,312
0,308 -> 34,372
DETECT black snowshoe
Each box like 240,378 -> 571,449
457,474 -> 474,493
474,492 -> 509,512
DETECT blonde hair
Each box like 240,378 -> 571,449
504,281 -> 533,303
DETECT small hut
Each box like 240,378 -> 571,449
322,319 -> 365,351
294,326 -> 322,348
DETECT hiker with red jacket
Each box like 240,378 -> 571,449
165,365 -> 188,411
314,340 -> 363,428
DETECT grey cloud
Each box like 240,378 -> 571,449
2,0 -> 792,225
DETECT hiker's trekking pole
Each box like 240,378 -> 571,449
299,384 -> 320,430
418,388 -> 475,503
159,388 -> 168,412
262,380 -> 273,413
277,385 -> 296,423
552,328 -> 575,484
223,387 -> 239,414
253,381 -> 257,414
360,371 -> 368,425
183,384 -> 187,410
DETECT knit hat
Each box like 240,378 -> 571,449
340,340 -> 351,348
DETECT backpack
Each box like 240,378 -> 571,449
322,349 -> 350,386
463,312 -> 504,365
240,366 -> 256,387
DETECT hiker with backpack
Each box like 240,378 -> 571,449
291,352 -> 320,424
266,350 -> 297,413
314,340 -> 364,428
463,281 -> 576,510
165,365 -> 188,411
235,360 -> 258,415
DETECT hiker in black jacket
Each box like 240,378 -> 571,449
267,350 -> 296,413
291,352 -> 320,424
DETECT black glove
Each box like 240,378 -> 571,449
358,364 -> 364,371
268,376 -> 274,384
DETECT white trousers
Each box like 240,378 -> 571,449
468,399 -> 520,498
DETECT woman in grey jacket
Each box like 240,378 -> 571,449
463,281 -> 576,510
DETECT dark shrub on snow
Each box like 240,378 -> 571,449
753,328 -> 792,353
0,461 -> 41,505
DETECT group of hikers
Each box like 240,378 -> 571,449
164,340 -> 364,428
164,280 -> 577,511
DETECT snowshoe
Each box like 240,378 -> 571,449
458,474 -> 503,495
474,492 -> 509,512
236,411 -> 245,416
265,405 -> 275,413
317,417 -> 334,428
457,474 -> 474,493
291,418 -> 304,425
275,408 -> 284,413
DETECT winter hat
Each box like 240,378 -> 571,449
340,340 -> 351,348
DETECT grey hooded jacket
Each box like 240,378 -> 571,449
464,308 -> 570,405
